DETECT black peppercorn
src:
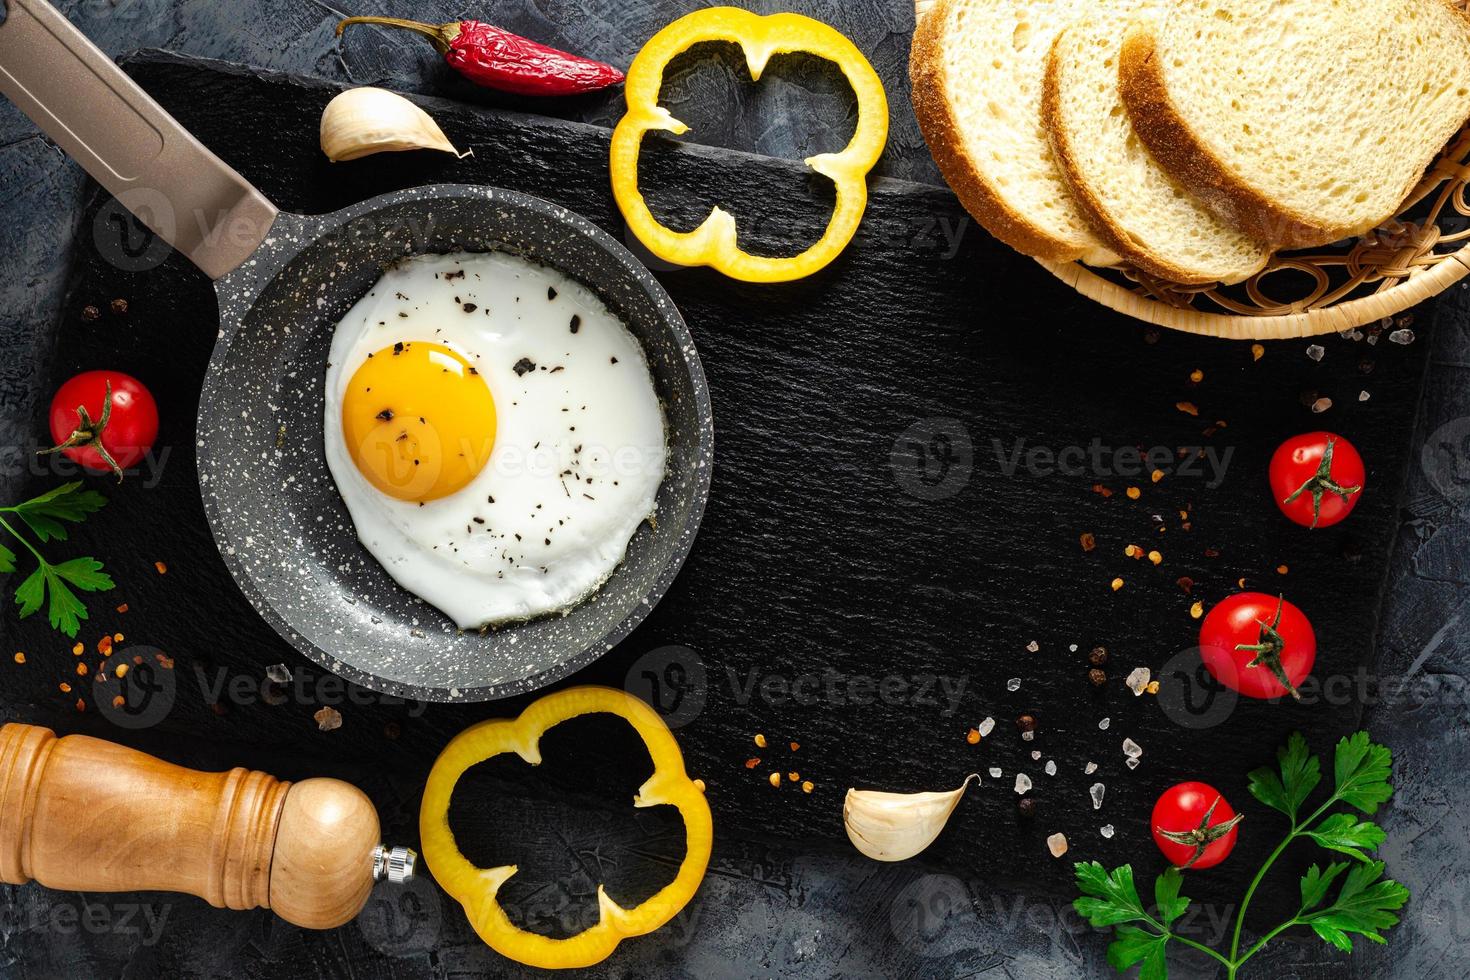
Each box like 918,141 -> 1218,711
1089,646 -> 1108,666
1016,714 -> 1036,734
81,305 -> 101,322
1089,668 -> 1108,687
110,298 -> 128,315
1018,797 -> 1036,818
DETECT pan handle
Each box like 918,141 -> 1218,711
0,0 -> 278,280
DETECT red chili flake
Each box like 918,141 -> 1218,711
1092,484 -> 1113,498
744,757 -> 761,769
115,603 -> 129,614
1080,532 -> 1097,552
154,561 -> 168,575
1176,576 -> 1195,594
1176,401 -> 1200,416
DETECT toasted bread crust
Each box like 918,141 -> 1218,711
1042,31 -> 1268,285
1118,21 -> 1389,249
910,0 -> 1116,264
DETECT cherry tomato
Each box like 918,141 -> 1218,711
1198,592 -> 1315,700
46,370 -> 158,480
1151,781 -> 1242,870
1269,432 -> 1364,528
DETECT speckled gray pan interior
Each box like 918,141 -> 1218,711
198,185 -> 713,702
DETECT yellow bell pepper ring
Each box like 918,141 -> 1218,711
419,686 -> 713,969
609,7 -> 889,283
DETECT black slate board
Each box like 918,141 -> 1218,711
0,50 -> 1434,948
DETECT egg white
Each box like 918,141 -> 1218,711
323,251 -> 667,628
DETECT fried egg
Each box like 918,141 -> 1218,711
323,251 -> 666,628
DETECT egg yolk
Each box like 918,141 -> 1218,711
342,342 -> 496,502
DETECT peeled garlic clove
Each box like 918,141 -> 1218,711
843,774 -> 978,862
320,87 -> 467,162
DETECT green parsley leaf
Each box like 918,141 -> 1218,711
1154,867 -> 1189,928
1300,862 -> 1350,912
1,484 -> 112,638
1306,812 -> 1386,863
1333,732 -> 1394,815
1108,924 -> 1171,980
1075,862 -> 1150,927
9,481 -> 107,544
14,567 -> 45,619
1303,860 -> 1408,951
41,569 -> 89,637
51,557 -> 114,593
1248,731 -> 1320,821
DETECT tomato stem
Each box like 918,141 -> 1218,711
1281,436 -> 1361,528
38,380 -> 124,481
1156,795 -> 1245,869
1233,595 -> 1301,700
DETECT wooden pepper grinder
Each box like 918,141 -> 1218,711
0,722 -> 415,929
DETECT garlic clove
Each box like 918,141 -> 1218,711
320,87 -> 468,162
843,774 -> 978,862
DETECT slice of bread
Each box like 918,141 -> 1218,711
910,0 -> 1122,266
1044,14 -> 1272,285
1119,0 -> 1470,249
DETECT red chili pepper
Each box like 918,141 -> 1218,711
336,17 -> 624,96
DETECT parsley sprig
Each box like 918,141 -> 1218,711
1075,731 -> 1407,979
0,482 -> 114,637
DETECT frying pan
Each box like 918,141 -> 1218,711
0,0 -> 714,702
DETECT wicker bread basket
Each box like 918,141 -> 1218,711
911,0 -> 1470,339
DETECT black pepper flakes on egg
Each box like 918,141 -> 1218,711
570,315 -> 581,334
513,358 -> 535,376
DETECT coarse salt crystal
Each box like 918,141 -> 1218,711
1389,329 -> 1415,345
1098,718 -> 1111,730
1085,761 -> 1098,775
978,717 -> 995,737
1090,783 -> 1106,809
1007,678 -> 1021,692
989,767 -> 1002,778
1031,750 -> 1042,761
1069,644 -> 1078,652
1045,760 -> 1057,776
1014,774 -> 1032,794
1047,833 -> 1069,857
1100,824 -> 1115,839
1026,640 -> 1039,652
1306,344 -> 1324,362
1125,667 -> 1151,695
1021,730 -> 1035,741
1126,756 -> 1141,769
1359,390 -> 1370,402
1311,397 -> 1333,414
1123,738 -> 1143,758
